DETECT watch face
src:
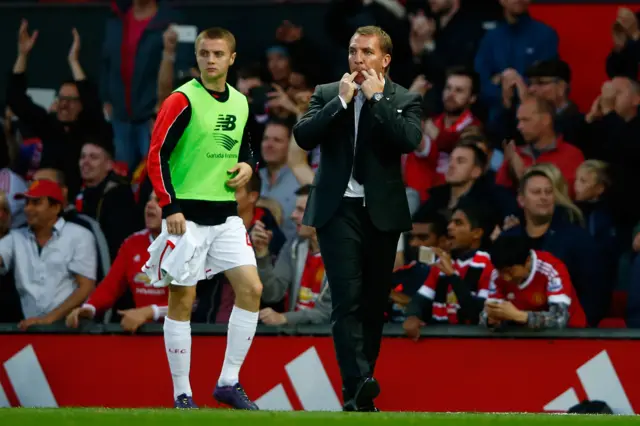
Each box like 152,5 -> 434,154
374,93 -> 383,101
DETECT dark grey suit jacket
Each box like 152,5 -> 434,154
292,79 -> 422,232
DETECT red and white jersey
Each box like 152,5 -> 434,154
296,252 -> 325,311
84,229 -> 168,320
416,250 -> 493,324
402,110 -> 480,202
488,250 -> 587,328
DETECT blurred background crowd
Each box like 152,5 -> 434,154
0,0 -> 639,333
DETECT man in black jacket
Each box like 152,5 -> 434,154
292,26 -> 421,412
7,21 -> 110,201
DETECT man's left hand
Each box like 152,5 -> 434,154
227,162 -> 253,188
118,307 -> 153,333
18,314 -> 55,331
259,308 -> 288,326
360,69 -> 385,100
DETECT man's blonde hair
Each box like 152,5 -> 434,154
353,26 -> 393,56
195,27 -> 236,53
578,160 -> 611,189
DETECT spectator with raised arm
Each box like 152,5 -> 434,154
7,21 -> 109,201
65,192 -> 168,332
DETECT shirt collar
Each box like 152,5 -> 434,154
519,250 -> 538,289
28,217 -> 66,239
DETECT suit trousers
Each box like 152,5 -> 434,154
316,197 -> 400,399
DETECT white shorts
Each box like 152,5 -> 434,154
144,216 -> 256,287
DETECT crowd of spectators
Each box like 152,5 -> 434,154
2,0 -> 640,334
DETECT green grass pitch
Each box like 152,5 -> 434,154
1,409 -> 640,426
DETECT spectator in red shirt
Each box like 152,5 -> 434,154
65,191 -> 167,332
404,67 -> 481,201
497,97 -> 584,198
482,234 -> 587,329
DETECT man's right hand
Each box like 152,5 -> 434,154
17,19 -> 38,57
250,220 -> 272,258
339,72 -> 359,104
166,212 -> 186,235
65,307 -> 94,328
403,315 -> 425,342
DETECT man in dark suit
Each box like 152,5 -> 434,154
292,26 -> 422,411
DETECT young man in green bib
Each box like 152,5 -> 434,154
146,27 -> 261,410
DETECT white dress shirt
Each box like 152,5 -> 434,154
338,80 -> 385,200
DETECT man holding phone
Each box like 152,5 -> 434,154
403,202 -> 494,339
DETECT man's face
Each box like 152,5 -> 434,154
612,77 -> 640,117
447,209 -> 478,251
428,0 -> 454,14
442,75 -> 475,115
196,37 -> 236,83
528,77 -> 565,106
497,264 -> 529,285
267,52 -> 291,83
56,83 -> 82,123
501,0 -> 530,16
516,101 -> 546,143
234,184 -> 259,214
261,124 -> 290,166
24,197 -> 59,229
236,77 -> 262,96
79,144 -> 111,183
408,223 -> 439,248
145,192 -> 162,232
291,194 -> 314,238
348,34 -> 390,86
574,168 -> 603,202
518,175 -> 555,220
446,147 -> 479,185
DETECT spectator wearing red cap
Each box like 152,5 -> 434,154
0,180 -> 97,330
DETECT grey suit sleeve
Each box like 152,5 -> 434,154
293,85 -> 346,151
369,91 -> 422,153
257,246 -> 293,304
283,281 -> 332,325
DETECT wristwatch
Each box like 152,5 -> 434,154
370,92 -> 384,103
